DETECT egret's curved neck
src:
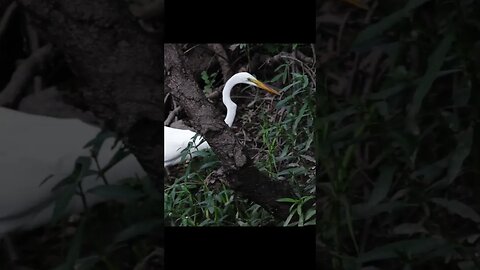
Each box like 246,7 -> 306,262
222,75 -> 240,127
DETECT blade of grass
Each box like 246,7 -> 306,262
368,165 -> 396,206
352,0 -> 432,47
407,32 -> 455,134
431,198 -> 480,223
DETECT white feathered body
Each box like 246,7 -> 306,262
0,107 -> 146,235
163,126 -> 210,167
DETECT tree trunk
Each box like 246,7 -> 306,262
16,0 -> 164,188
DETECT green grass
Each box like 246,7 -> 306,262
317,0 -> 480,269
164,43 -> 316,227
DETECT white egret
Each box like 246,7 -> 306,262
0,107 -> 146,235
164,72 -> 279,166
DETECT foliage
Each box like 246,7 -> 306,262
0,131 -> 162,269
317,0 -> 480,269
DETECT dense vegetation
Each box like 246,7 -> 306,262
317,0 -> 480,269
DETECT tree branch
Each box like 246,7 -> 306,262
17,0 -> 164,187
0,44 -> 53,107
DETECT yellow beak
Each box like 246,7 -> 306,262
250,78 -> 281,95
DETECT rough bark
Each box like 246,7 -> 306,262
16,0 -> 164,187
165,44 -> 295,220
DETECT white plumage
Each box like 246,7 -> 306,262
0,107 -> 146,235
163,126 -> 210,167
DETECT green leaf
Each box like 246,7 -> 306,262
277,167 -> 307,176
407,32 -> 455,133
65,218 -> 86,267
305,208 -> 316,221
431,198 -> 480,223
199,160 -> 220,170
201,71 -> 209,83
341,196 -> 359,253
293,103 -> 309,134
368,82 -> 409,100
51,183 -> 77,224
352,0 -> 432,47
87,184 -> 145,200
445,126 -> 473,184
283,212 -> 294,226
368,165 -> 396,206
358,238 -> 446,263
392,223 -> 428,236
51,156 -> 93,223
52,156 -> 93,191
83,130 -> 117,158
277,198 -> 298,203
275,91 -> 296,108
39,174 -> 54,187
429,126 -> 473,189
100,146 -> 131,175
53,218 -> 86,270
411,157 -> 448,182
